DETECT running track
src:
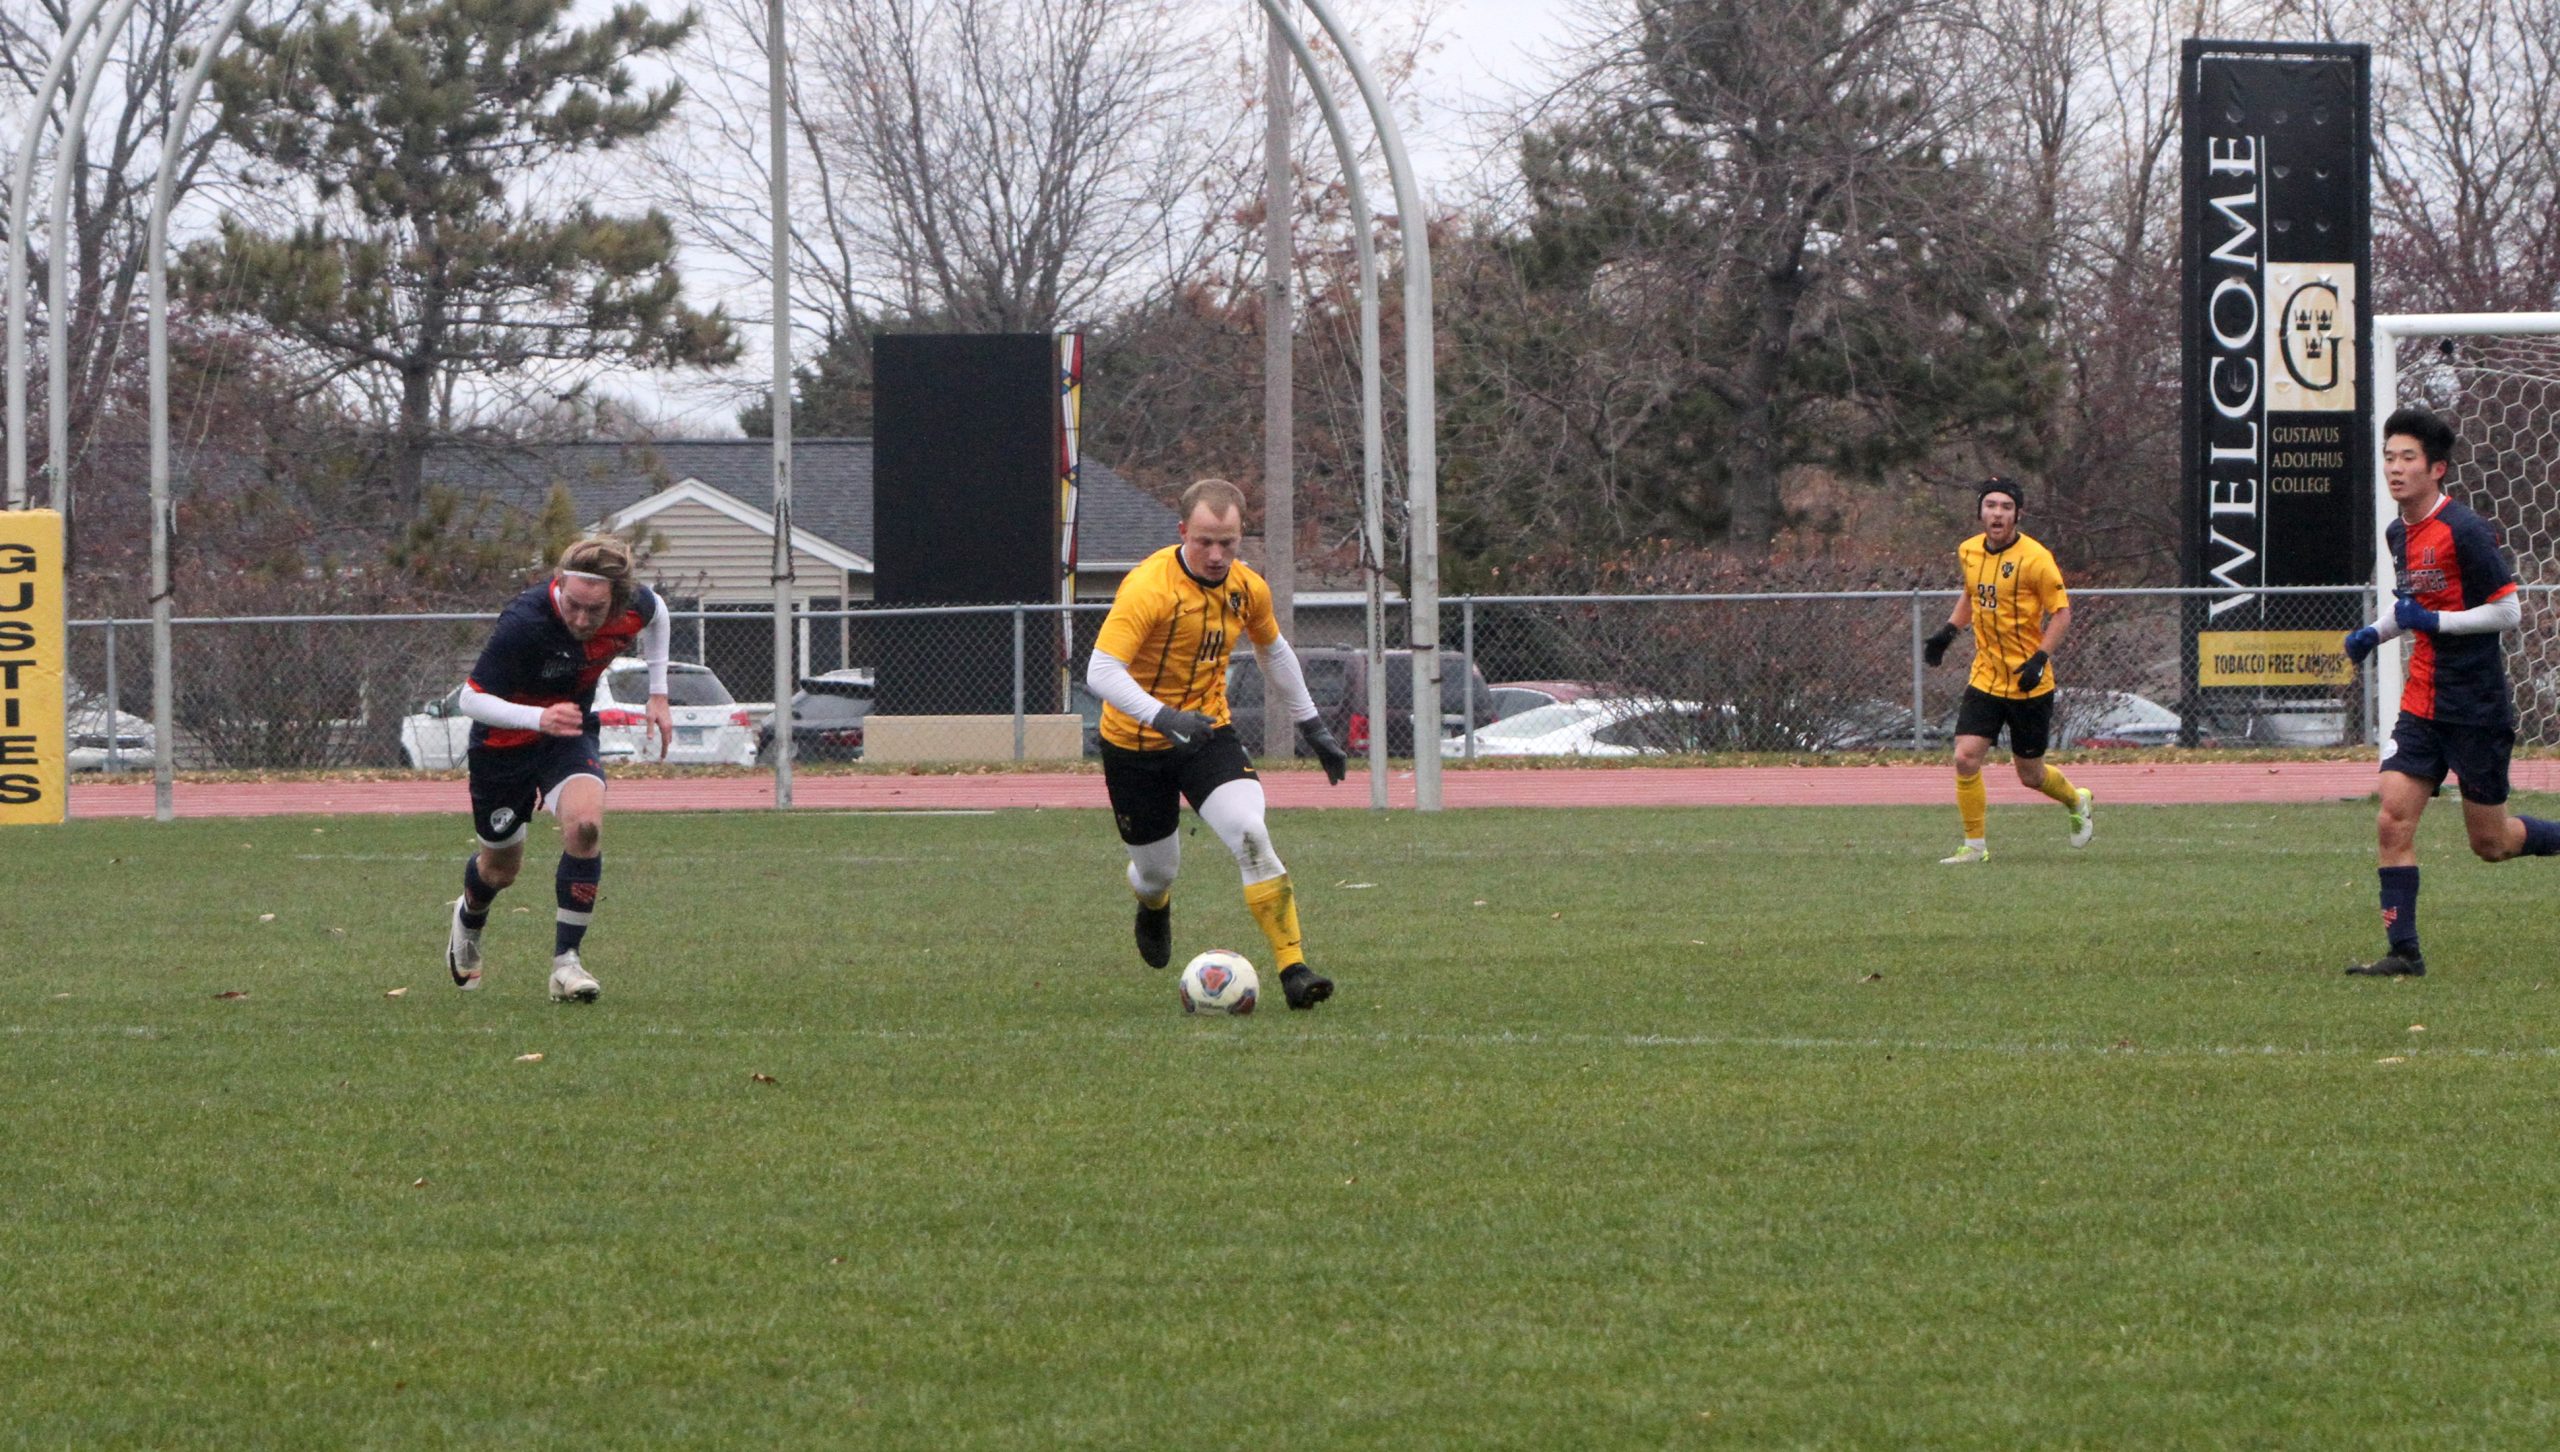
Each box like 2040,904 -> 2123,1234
64,759 -> 2560,819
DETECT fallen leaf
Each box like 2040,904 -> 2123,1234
1344,1176 -> 1357,1186
215,990 -> 250,1000
2408,1023 -> 2426,1033
514,1052 -> 545,1063
1472,899 -> 1488,907
49,992 -> 71,1000
1690,939 -> 1706,946
2112,1037 -> 2135,1050
511,906 -> 530,915
384,987 -> 409,999
326,927 -> 347,939
829,1256 -> 845,1265
1550,912 -> 1562,920
751,1073 -> 777,1084
257,913 -> 276,923
411,1178 -> 429,1188
1860,972 -> 1884,983
1336,881 -> 1377,889
2376,1055 -> 2407,1064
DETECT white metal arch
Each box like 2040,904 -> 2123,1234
27,0 -> 1440,819
5,0 -> 117,510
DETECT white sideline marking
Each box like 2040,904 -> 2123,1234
8,1020 -> 2559,1061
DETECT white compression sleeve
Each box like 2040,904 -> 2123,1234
2434,594 -> 2521,636
1255,636 -> 1321,724
1087,649 -> 1170,724
639,604 -> 672,695
457,683 -> 547,732
1197,778 -> 1286,886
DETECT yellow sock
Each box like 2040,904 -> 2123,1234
1956,772 -> 1987,840
1135,886 -> 1170,911
2036,766 -> 2080,808
1242,875 -> 1305,970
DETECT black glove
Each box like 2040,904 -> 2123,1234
2015,650 -> 2049,692
1923,625 -> 1960,667
1152,707 -> 1215,749
1297,717 -> 1348,784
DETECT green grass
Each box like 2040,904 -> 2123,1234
7,800 -> 2560,1448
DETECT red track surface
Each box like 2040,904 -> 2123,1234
64,758 -> 2554,820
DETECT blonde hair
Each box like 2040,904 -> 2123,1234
556,534 -> 637,618
1179,477 -> 1248,524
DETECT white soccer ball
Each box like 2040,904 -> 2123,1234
1178,949 -> 1260,1016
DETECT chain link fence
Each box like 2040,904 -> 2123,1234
67,584 -> 2547,775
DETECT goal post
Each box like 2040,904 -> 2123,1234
2371,312 -> 2560,745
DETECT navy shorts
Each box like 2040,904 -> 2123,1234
467,733 -> 604,847
1955,686 -> 2055,758
2383,712 -> 2513,805
1100,728 -> 1257,845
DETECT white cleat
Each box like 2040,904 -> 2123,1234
1939,843 -> 1991,865
548,951 -> 600,1004
446,897 -> 483,990
2068,787 -> 2096,849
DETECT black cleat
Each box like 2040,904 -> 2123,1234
1135,901 -> 1172,969
1280,963 -> 1333,1010
2346,950 -> 2426,977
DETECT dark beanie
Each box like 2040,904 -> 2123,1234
1978,476 -> 2024,510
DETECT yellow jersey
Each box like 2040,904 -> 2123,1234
1094,545 -> 1280,751
1960,531 -> 2069,699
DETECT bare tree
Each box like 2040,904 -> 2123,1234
1,0 -> 287,503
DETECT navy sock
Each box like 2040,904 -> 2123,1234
2520,816 -> 2560,857
460,857 -> 497,930
2378,865 -> 2421,957
555,853 -> 602,956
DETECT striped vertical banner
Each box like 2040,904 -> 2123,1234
1057,332 -> 1084,694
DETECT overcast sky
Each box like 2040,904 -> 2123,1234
626,0 -> 1593,435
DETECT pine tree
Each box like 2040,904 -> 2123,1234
188,0 -> 738,518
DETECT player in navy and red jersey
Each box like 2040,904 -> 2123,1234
2339,407 -> 2560,976
443,535 -> 673,1002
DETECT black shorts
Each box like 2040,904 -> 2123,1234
1101,728 -> 1258,845
1955,686 -> 2055,758
2383,712 -> 2513,805
467,733 -> 604,847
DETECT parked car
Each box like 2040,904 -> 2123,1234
1067,679 -> 1106,756
2054,687 -> 2182,748
1440,697 -> 1717,758
1481,680 -> 1615,722
1225,647 -> 1496,757
756,669 -> 876,764
595,658 -> 759,766
399,685 -> 642,770
65,691 -> 154,772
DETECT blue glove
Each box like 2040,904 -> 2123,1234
2393,596 -> 2440,634
2343,625 -> 2381,664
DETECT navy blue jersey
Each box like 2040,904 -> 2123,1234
2389,495 -> 2517,726
465,579 -> 661,750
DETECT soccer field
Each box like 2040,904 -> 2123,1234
6,802 -> 2560,1448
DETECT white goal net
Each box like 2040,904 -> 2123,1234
2374,314 -> 2560,744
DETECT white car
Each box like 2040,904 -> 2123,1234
1441,697 -> 1714,757
396,661 -> 761,769
593,657 -> 759,767
66,693 -> 154,772
2053,688 -> 2183,748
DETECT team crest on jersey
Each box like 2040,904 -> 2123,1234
2001,561 -> 2016,578
1228,589 -> 1243,614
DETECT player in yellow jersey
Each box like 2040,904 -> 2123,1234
1919,478 -> 2093,864
1084,478 -> 1350,1008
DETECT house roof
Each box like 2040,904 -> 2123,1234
420,438 -> 1179,570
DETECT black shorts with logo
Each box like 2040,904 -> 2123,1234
1955,686 -> 2055,759
1101,727 -> 1258,845
467,733 -> 604,847
2383,711 -> 2514,805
